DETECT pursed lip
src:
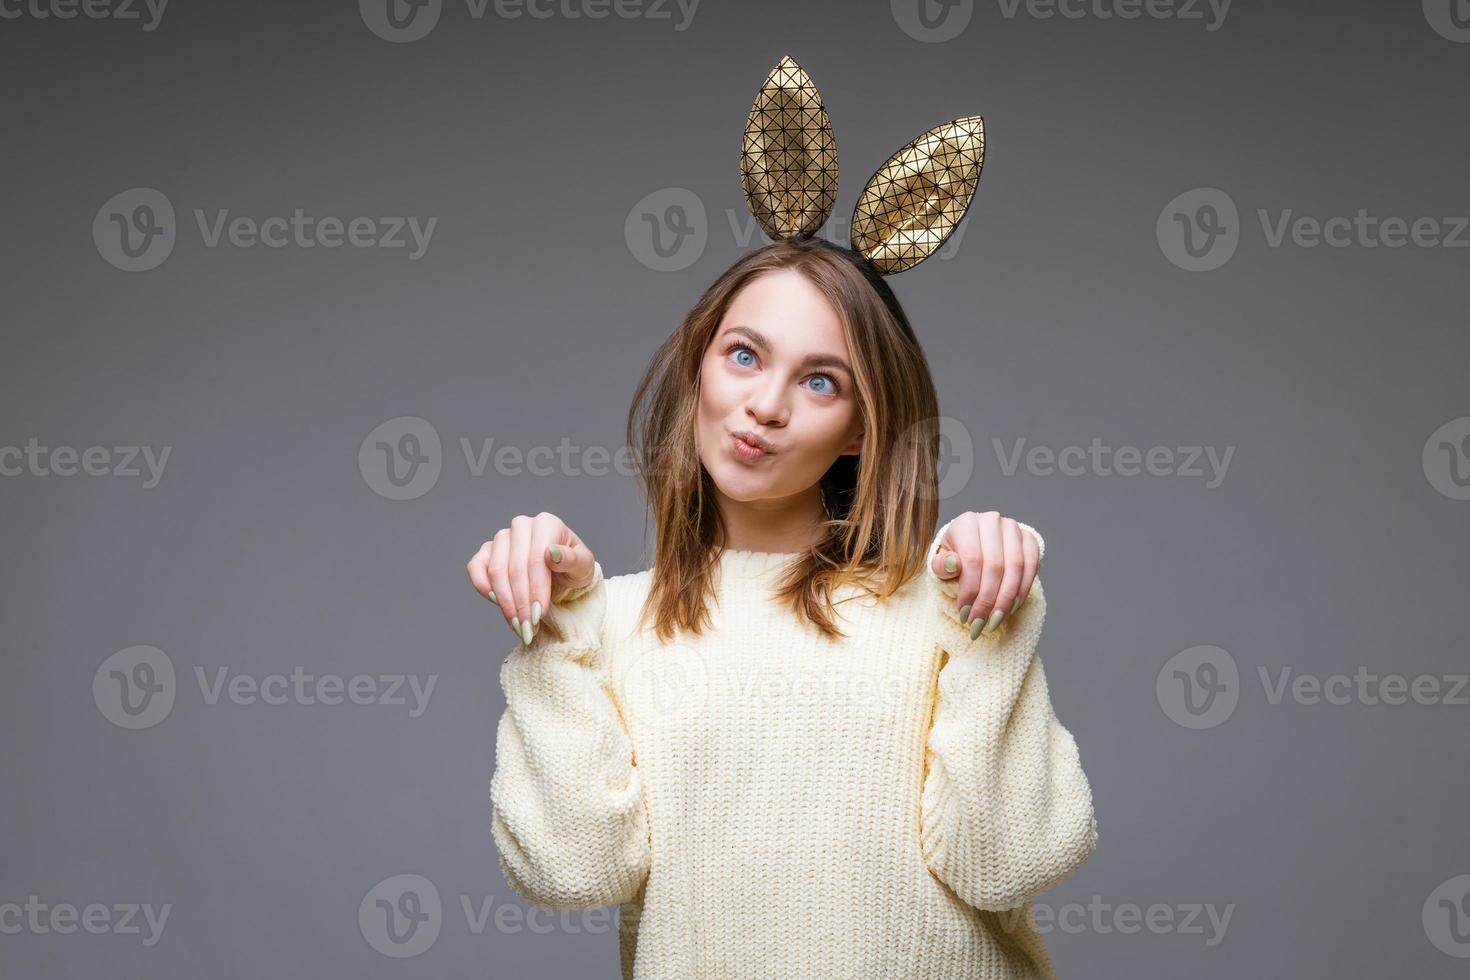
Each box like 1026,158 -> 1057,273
730,429 -> 776,454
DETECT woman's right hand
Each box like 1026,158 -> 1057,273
466,512 -> 598,647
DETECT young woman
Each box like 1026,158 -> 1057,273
467,235 -> 1098,978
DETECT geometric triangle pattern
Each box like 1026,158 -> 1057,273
850,116 -> 985,275
737,55 -> 986,277
739,55 -> 839,242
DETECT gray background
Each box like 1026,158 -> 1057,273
3,0 -> 1468,976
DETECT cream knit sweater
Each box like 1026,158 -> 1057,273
490,519 -> 1098,979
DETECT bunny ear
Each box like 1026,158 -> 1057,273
739,55 -> 839,242
850,115 -> 985,275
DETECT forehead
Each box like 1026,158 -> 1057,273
720,269 -> 847,348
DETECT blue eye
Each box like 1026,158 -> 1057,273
722,341 -> 843,397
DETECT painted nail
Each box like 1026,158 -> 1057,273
521,618 -> 533,646
531,601 -> 541,627
488,590 -> 498,605
983,608 -> 1005,634
943,554 -> 957,574
550,544 -> 563,564
969,616 -> 984,640
959,604 -> 972,624
510,616 -> 520,640
1009,596 -> 1022,616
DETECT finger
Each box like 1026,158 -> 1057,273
992,519 -> 1024,628
931,535 -> 961,581
949,513 -> 983,628
546,538 -> 596,599
508,514 -> 534,646
526,512 -> 567,635
486,531 -> 520,643
972,511 -> 1005,632
1014,526 -> 1040,615
466,540 -> 496,602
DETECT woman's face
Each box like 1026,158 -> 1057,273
696,268 -> 864,515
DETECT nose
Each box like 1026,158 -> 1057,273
744,374 -> 788,427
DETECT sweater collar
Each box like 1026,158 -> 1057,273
716,547 -> 802,580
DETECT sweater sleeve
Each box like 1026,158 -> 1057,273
489,561 -> 653,911
918,519 -> 1099,911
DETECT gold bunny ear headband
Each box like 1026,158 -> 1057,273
739,55 -> 985,276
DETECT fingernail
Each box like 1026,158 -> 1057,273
510,616 -> 520,640
487,590 -> 498,605
943,554 -> 957,574
1009,596 -> 1021,616
550,545 -> 563,564
969,616 -> 984,640
958,603 -> 972,624
521,618 -> 533,646
530,600 -> 541,627
983,608 -> 1005,634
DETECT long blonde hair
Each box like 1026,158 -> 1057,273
627,236 -> 943,641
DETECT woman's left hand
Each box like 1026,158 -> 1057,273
931,510 -> 1041,638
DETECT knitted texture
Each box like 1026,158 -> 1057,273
490,520 -> 1098,979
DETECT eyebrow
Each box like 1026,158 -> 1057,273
721,324 -> 854,377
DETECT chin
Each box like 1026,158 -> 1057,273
706,461 -> 774,500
